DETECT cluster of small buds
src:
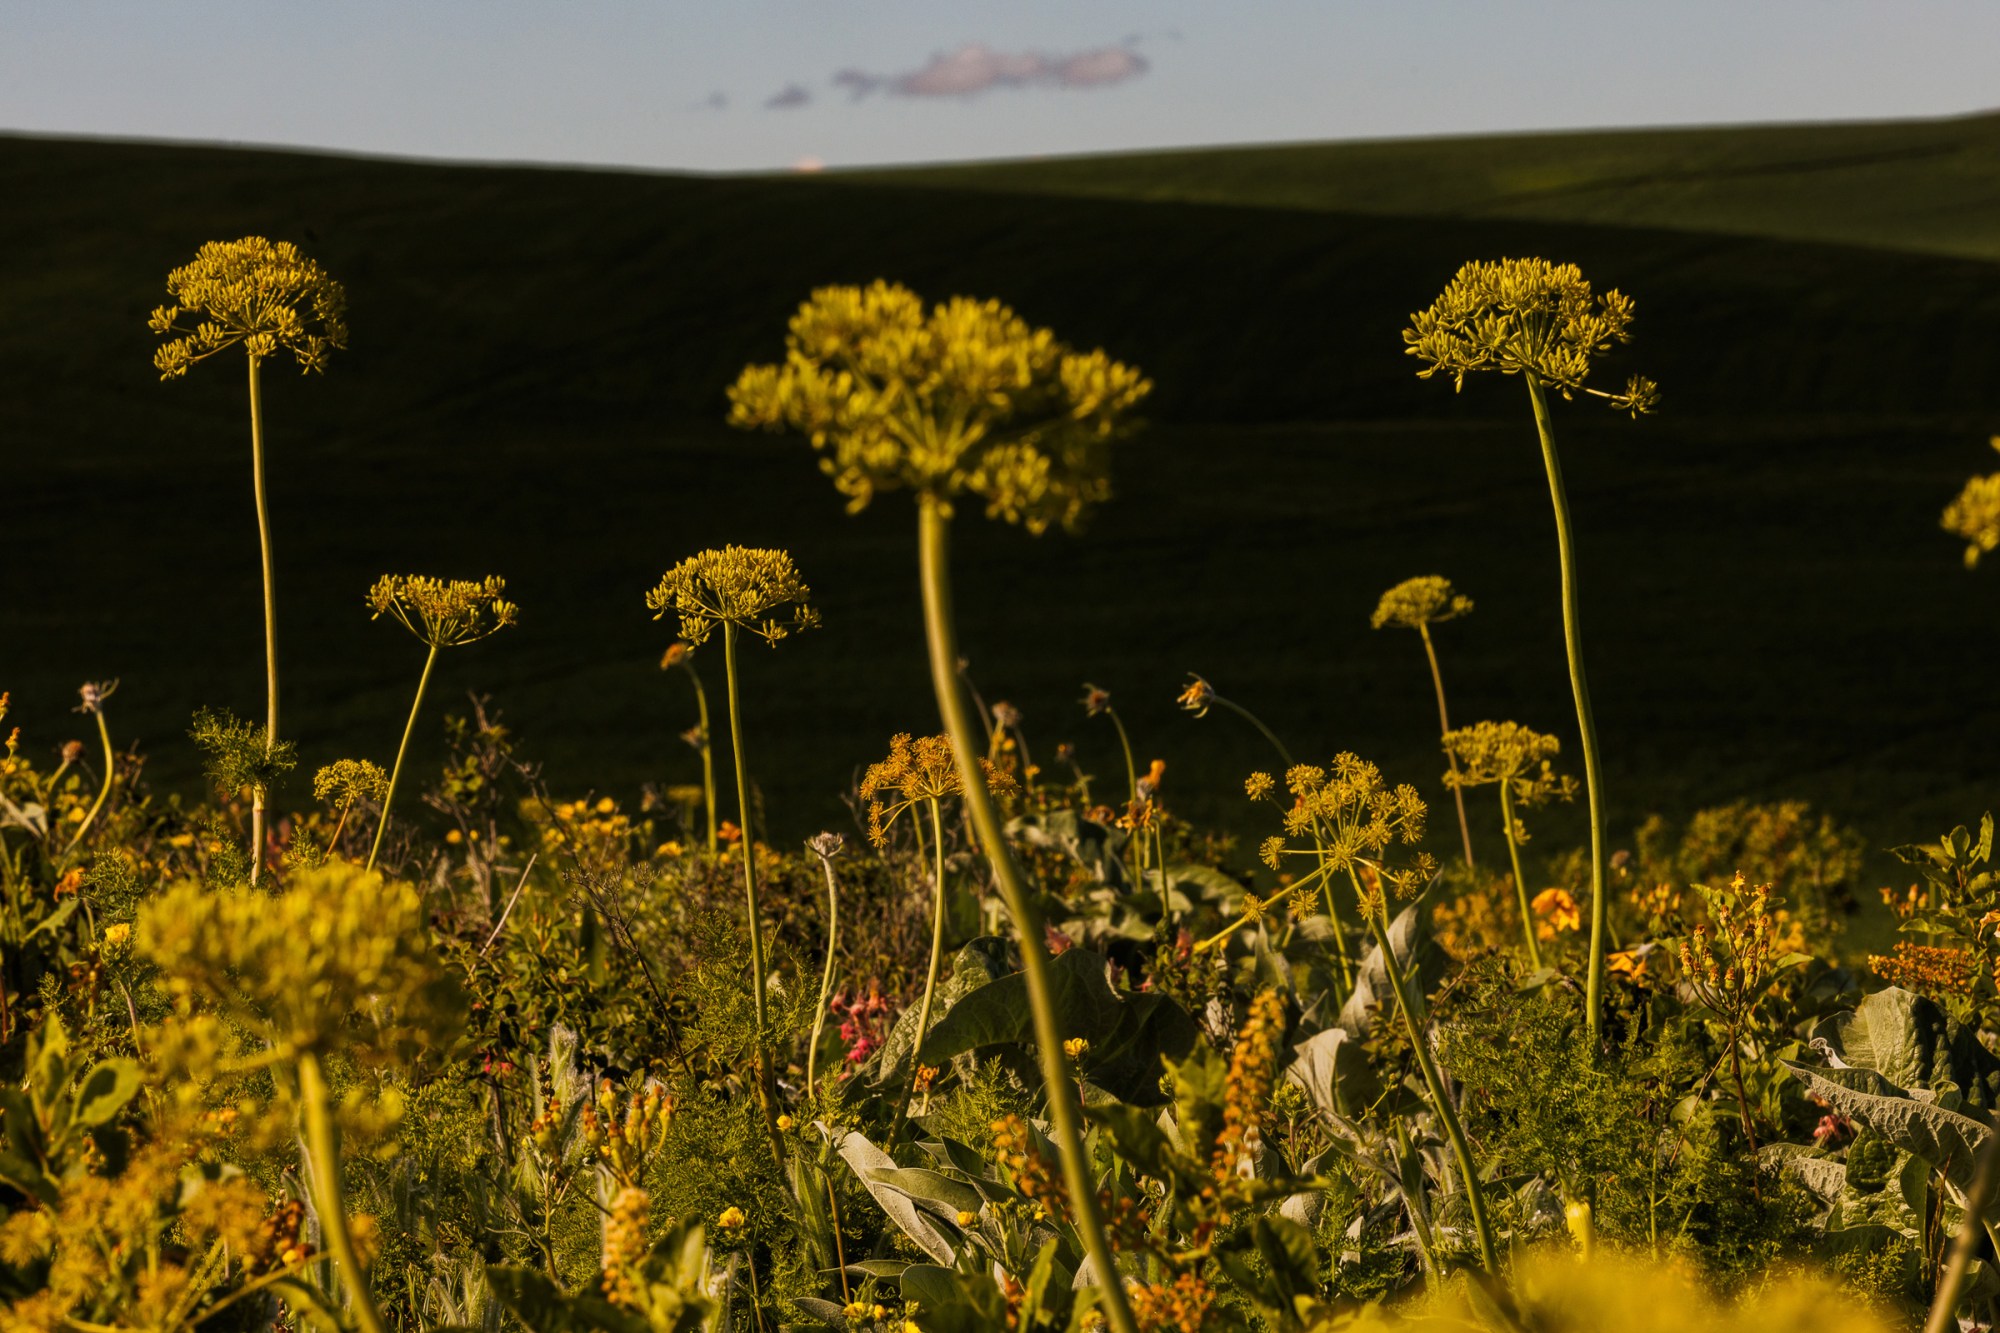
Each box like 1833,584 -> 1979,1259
1631,881 -> 1684,923
991,1115 -> 1069,1223
832,984 -> 894,1064
1128,1273 -> 1218,1333
580,1080 -> 674,1185
1680,874 -> 1787,1019
1880,883 -> 1931,922
258,1199 -> 311,1272
1210,989 -> 1285,1194
601,1185 -> 650,1308
1868,941 -> 1980,999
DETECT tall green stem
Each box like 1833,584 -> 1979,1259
917,497 -> 1136,1333
1418,624 -> 1475,869
807,850 -> 840,1097
367,643 -> 438,873
1105,707 -> 1144,892
1347,864 -> 1498,1273
297,1052 -> 388,1333
904,797 -> 949,1117
248,356 -> 277,886
1525,374 -> 1608,1041
722,623 -> 782,1154
679,662 -> 719,855
1498,781 -> 1541,969
65,710 -> 115,852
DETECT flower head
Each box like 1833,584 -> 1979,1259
1532,887 -> 1582,937
1176,674 -> 1215,718
150,237 -> 347,379
313,758 -> 389,807
367,575 -> 519,648
1081,683 -> 1112,717
718,1205 -> 746,1231
859,733 -> 1013,846
1370,576 -> 1472,632
1403,257 -> 1658,414
1441,720 -> 1577,817
645,546 -> 819,647
727,281 -> 1151,533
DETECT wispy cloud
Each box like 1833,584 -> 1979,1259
765,82 -> 811,110
833,42 -> 1149,100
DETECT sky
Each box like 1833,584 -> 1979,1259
2,1 -> 1996,173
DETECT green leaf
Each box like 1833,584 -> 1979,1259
863,1164 -> 985,1219
921,947 -> 1123,1064
836,1131 -> 955,1265
71,1058 -> 141,1128
1337,902 -> 1442,1039
1085,1102 -> 1183,1184
21,898 -> 78,944
1811,987 -> 2000,1110
898,1263 -> 1003,1333
487,1266 -> 646,1333
1761,1143 -> 1846,1203
1285,1026 -> 1378,1122
1783,1061 -> 1993,1188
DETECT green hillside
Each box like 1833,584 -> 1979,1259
858,112 -> 2000,261
3,128 -> 1998,878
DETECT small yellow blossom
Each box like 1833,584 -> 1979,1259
1531,887 -> 1581,937
718,1206 -> 746,1230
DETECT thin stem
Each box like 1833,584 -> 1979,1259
1418,624 -> 1475,869
808,851 -> 841,1097
1498,781 -> 1541,969
1526,374 -> 1609,1042
917,496 -> 1136,1333
1213,694 -> 1293,770
681,662 -> 719,856
297,1052 -> 388,1333
723,623 -> 783,1160
1104,707 -> 1145,890
65,710 -> 115,852
324,801 -> 352,859
248,356 -> 277,887
903,797 -> 950,1118
1348,863 -> 1498,1273
367,643 -> 439,873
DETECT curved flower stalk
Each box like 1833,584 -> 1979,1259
1439,720 -> 1577,968
63,681 -> 118,853
1257,755 -> 1498,1273
661,643 -> 719,854
150,237 -> 347,885
1372,576 -> 1477,869
1943,436 -> 2000,568
312,758 -> 389,859
861,733 -> 1015,1114
730,281 -> 1148,1333
365,575 -> 518,870
646,546 -> 818,1152
1404,257 -> 1659,1042
138,862 -> 464,1333
804,833 -> 846,1098
1081,684 -> 1146,892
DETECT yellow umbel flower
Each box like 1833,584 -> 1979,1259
367,575 -> 519,648
1403,257 -> 1658,414
859,732 -> 1013,847
1369,575 -> 1472,631
1943,438 -> 2000,567
149,236 -> 348,378
645,546 -> 818,647
727,281 -> 1150,533
1441,720 -> 1576,808
313,758 -> 389,807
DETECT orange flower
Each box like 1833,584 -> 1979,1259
718,820 -> 743,844
1607,949 -> 1645,980
1531,887 -> 1580,938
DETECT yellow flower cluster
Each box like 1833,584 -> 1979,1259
149,236 -> 348,378
137,861 -> 464,1060
645,546 -> 819,647
600,1185 -> 650,1308
1128,1272 -> 1217,1333
1868,941 -> 1980,998
1369,575 -> 1473,632
991,1114 -> 1068,1223
859,732 -> 1013,846
367,574 -> 519,648
1943,439 -> 2000,567
727,281 -> 1151,533
1279,756 -> 1431,888
582,1079 -> 674,1188
313,757 -> 389,806
1403,257 -> 1659,414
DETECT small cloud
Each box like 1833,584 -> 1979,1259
699,91 -> 728,111
765,82 -> 812,110
833,41 -> 1149,101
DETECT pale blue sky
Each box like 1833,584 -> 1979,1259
2,1 -> 1994,171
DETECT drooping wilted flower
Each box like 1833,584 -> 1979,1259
367,575 -> 519,648
727,281 -> 1150,533
1403,257 -> 1659,414
1369,576 -> 1472,632
1176,674 -> 1215,718
73,680 -> 118,716
644,546 -> 819,647
149,237 -> 348,379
